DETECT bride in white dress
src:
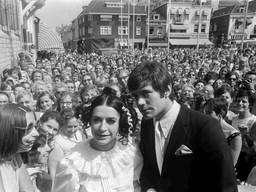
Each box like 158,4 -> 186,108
52,93 -> 143,192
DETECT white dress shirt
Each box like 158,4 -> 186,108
154,100 -> 181,173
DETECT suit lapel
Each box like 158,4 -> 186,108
143,119 -> 161,176
161,105 -> 190,175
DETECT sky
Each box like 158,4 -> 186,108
36,0 -> 91,31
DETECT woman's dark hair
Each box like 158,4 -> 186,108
235,88 -> 255,107
225,71 -> 239,82
87,94 -> 138,141
214,84 -> 235,98
102,86 -> 118,97
127,61 -> 172,96
204,98 -> 228,118
0,104 -> 31,160
204,71 -> 218,83
39,110 -> 64,128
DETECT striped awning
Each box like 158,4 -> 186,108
38,22 -> 64,51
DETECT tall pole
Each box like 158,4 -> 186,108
196,0 -> 202,51
133,0 -> 135,53
241,0 -> 249,50
121,0 -> 123,49
128,0 -> 130,50
147,0 -> 150,49
167,0 -> 171,53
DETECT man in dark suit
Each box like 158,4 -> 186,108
127,61 -> 237,192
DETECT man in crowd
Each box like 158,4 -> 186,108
127,61 -> 237,192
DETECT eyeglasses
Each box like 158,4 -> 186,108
229,78 -> 237,81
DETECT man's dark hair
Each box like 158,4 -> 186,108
127,61 -> 172,96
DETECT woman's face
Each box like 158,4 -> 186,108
90,105 -> 120,150
40,95 -> 54,111
40,118 -> 60,137
22,112 -> 39,149
62,117 -> 79,138
60,95 -> 73,110
236,96 -> 250,114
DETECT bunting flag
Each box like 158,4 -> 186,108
38,22 -> 64,51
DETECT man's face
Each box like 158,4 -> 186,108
131,84 -> 170,120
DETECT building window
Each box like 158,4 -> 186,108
157,27 -> 163,35
82,27 -> 85,36
170,29 -> 186,33
105,2 -> 124,8
149,26 -> 154,35
136,16 -> 141,22
100,26 -> 112,35
175,14 -> 183,22
88,15 -> 93,21
184,14 -> 189,20
254,25 -> 256,34
136,26 -> 141,36
88,27 -> 93,34
118,26 -> 128,35
240,7 -> 245,13
201,24 -> 206,33
194,24 -> 199,33
153,14 -> 160,20
119,15 -> 129,21
202,10 -> 207,20
100,15 -> 112,21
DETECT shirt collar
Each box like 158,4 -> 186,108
154,100 -> 181,138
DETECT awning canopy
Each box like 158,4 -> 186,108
234,39 -> 256,44
170,24 -> 189,30
38,22 -> 64,51
149,42 -> 168,47
169,38 -> 213,46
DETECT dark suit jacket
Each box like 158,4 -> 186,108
140,105 -> 238,192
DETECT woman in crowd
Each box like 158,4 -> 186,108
36,91 -> 55,112
52,93 -> 142,192
232,88 -> 256,182
214,85 -> 237,124
49,108 -> 85,179
203,98 -> 242,165
0,104 -> 39,192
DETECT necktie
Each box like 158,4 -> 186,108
155,122 -> 164,173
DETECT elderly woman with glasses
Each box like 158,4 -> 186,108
0,104 -> 39,192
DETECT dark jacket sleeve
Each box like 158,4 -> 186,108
191,117 -> 238,192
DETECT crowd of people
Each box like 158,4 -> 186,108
0,46 -> 256,191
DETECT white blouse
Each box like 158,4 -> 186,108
52,139 -> 143,192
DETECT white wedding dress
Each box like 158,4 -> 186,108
52,139 -> 143,192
